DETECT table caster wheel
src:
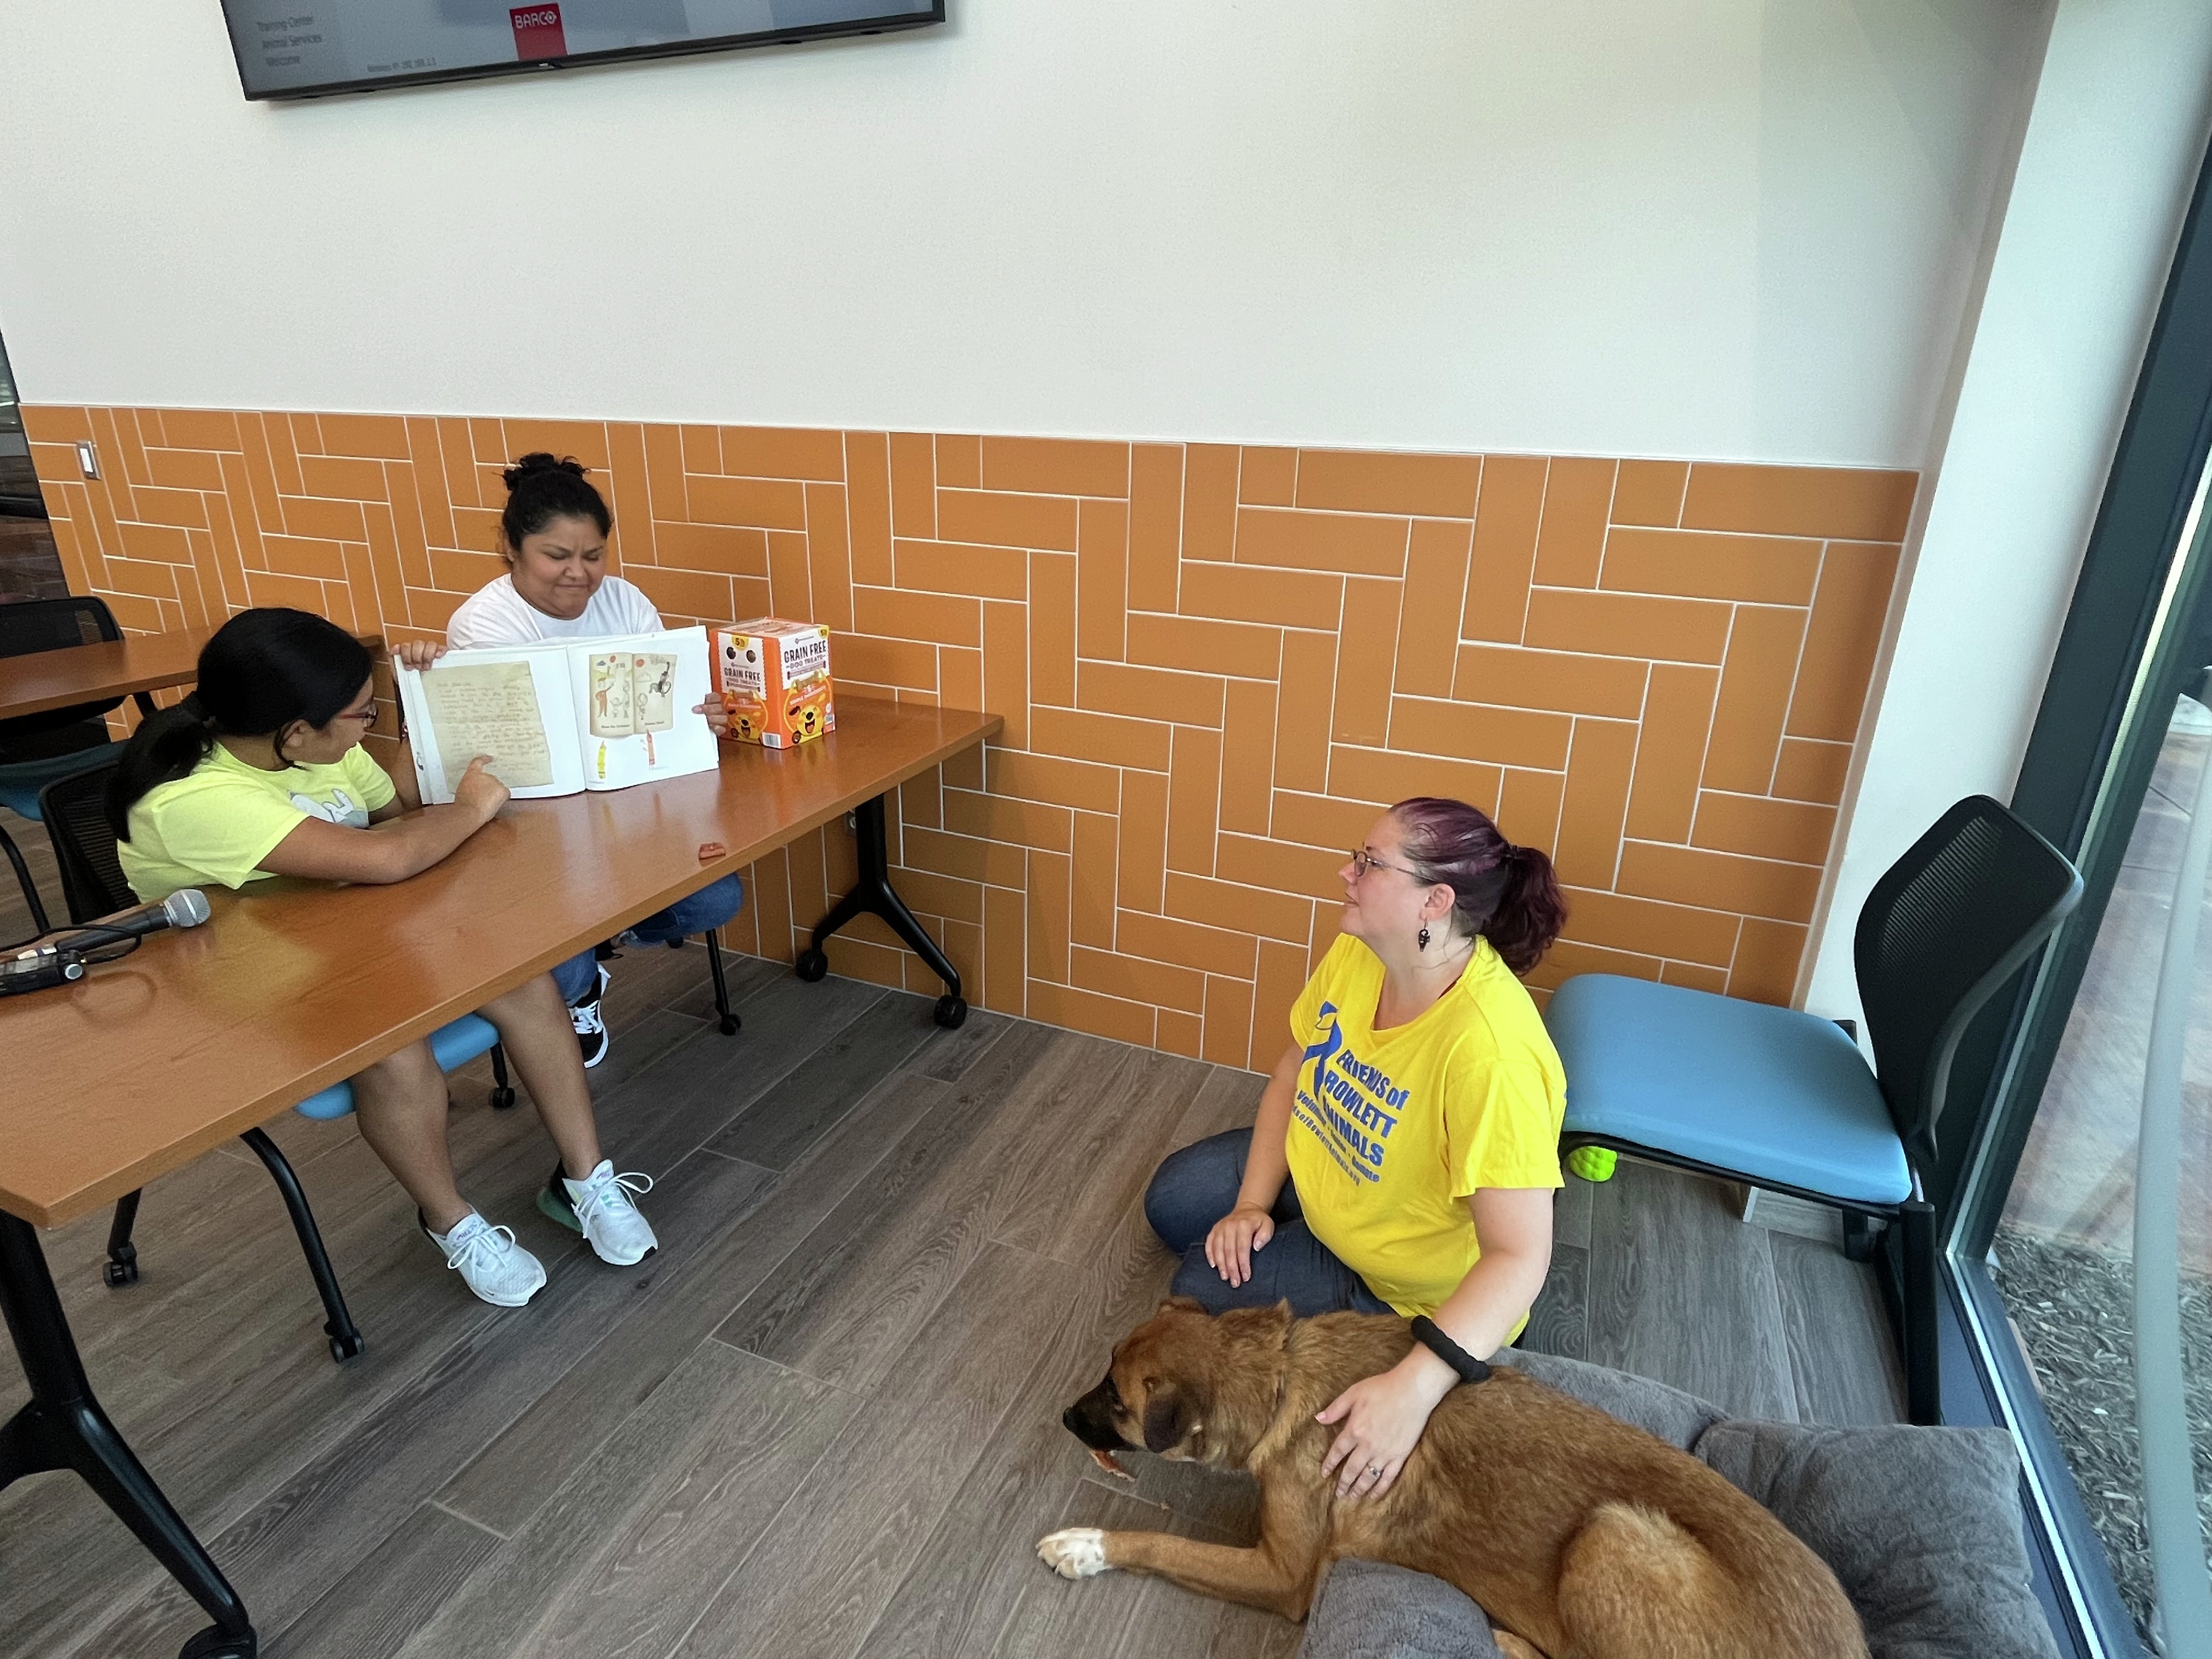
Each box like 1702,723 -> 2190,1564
718,1014 -> 742,1036
794,948 -> 829,983
328,1332 -> 365,1363
933,994 -> 968,1029
180,1622 -> 256,1657
490,1085 -> 518,1109
104,1259 -> 139,1287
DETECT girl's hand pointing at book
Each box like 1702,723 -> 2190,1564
452,756 -> 510,822
694,696 -> 732,737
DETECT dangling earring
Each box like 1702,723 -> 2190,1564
1417,924 -> 1431,951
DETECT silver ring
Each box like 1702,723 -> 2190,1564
1366,1464 -> 1383,1476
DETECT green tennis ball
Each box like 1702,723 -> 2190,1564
1566,1146 -> 1618,1183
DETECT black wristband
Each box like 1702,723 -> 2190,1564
1410,1316 -> 1492,1386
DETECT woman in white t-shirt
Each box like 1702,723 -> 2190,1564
397,454 -> 742,1068
442,457 -> 665,648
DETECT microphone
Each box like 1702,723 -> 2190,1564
0,889 -> 212,999
87,889 -> 212,940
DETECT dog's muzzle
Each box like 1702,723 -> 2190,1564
1062,1376 -> 1129,1452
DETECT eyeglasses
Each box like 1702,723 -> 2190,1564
1348,848 -> 1421,881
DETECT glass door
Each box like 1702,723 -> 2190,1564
1978,493 -> 2212,1649
0,329 -> 36,507
1936,123 -> 2212,1659
0,328 -> 69,603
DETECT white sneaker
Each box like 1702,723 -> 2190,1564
539,1159 -> 658,1266
424,1210 -> 547,1307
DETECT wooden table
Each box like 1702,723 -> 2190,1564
0,623 -> 385,722
0,695 -> 998,1658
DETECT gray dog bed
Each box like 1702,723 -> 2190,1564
1296,1350 -> 2059,1659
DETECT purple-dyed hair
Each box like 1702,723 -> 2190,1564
1391,797 -> 1568,974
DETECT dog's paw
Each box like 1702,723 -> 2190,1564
1036,1527 -> 1112,1580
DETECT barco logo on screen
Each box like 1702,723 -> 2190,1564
510,4 -> 566,59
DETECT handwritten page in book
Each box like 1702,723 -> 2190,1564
418,661 -> 557,792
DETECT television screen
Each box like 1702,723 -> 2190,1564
222,1 -> 943,100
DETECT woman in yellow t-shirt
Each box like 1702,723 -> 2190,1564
1141,796 -> 1568,1502
108,607 -> 659,1311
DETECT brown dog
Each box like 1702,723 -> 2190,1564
1040,1300 -> 1866,1659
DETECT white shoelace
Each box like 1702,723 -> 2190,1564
444,1221 -> 520,1275
571,1000 -> 606,1035
577,1169 -> 653,1217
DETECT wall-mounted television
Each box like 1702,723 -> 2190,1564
221,1 -> 944,101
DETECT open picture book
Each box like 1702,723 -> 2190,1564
395,627 -> 721,804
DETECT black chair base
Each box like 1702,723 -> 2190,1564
488,1041 -> 517,1110
106,1131 -> 364,1366
102,1191 -> 141,1286
703,927 -> 739,1036
1,818 -> 52,939
624,929 -> 743,1037
1560,1131 -> 1938,1425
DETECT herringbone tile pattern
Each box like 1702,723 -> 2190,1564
24,406 -> 1911,1062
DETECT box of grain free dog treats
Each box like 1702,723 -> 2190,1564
713,618 -> 836,749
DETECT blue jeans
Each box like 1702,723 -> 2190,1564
1143,1128 -> 1393,1317
551,873 -> 745,1005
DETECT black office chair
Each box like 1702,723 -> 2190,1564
0,595 -> 150,937
1546,796 -> 2083,1424
39,759 -> 517,1363
611,929 -> 742,1037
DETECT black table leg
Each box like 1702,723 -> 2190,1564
794,793 -> 968,1028
0,1213 -> 256,1658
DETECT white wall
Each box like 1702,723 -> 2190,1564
0,2 -> 2038,466
1802,0 -> 2212,1020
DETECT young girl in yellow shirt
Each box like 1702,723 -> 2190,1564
110,607 -> 658,1309
1142,796 -> 1568,1504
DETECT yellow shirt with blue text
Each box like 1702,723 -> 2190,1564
1285,933 -> 1567,1319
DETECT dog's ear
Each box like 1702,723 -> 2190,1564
1156,1295 -> 1205,1315
1142,1385 -> 1200,1454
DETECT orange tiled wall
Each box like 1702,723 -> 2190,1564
23,405 -> 1910,1066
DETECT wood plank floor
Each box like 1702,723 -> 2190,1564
0,934 -> 1901,1659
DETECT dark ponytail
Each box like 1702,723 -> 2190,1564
107,608 -> 374,839
500,452 -> 611,554
1391,796 -> 1569,975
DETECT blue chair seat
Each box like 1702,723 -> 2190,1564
1546,973 -> 1912,1207
0,739 -> 126,819
295,1014 -> 503,1120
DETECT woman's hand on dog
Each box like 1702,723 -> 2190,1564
1204,1202 -> 1275,1286
1317,1353 -> 1459,1501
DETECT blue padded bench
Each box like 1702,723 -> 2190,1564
1545,974 -> 1910,1207
294,1013 -> 502,1119
1540,796 -> 2081,1425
